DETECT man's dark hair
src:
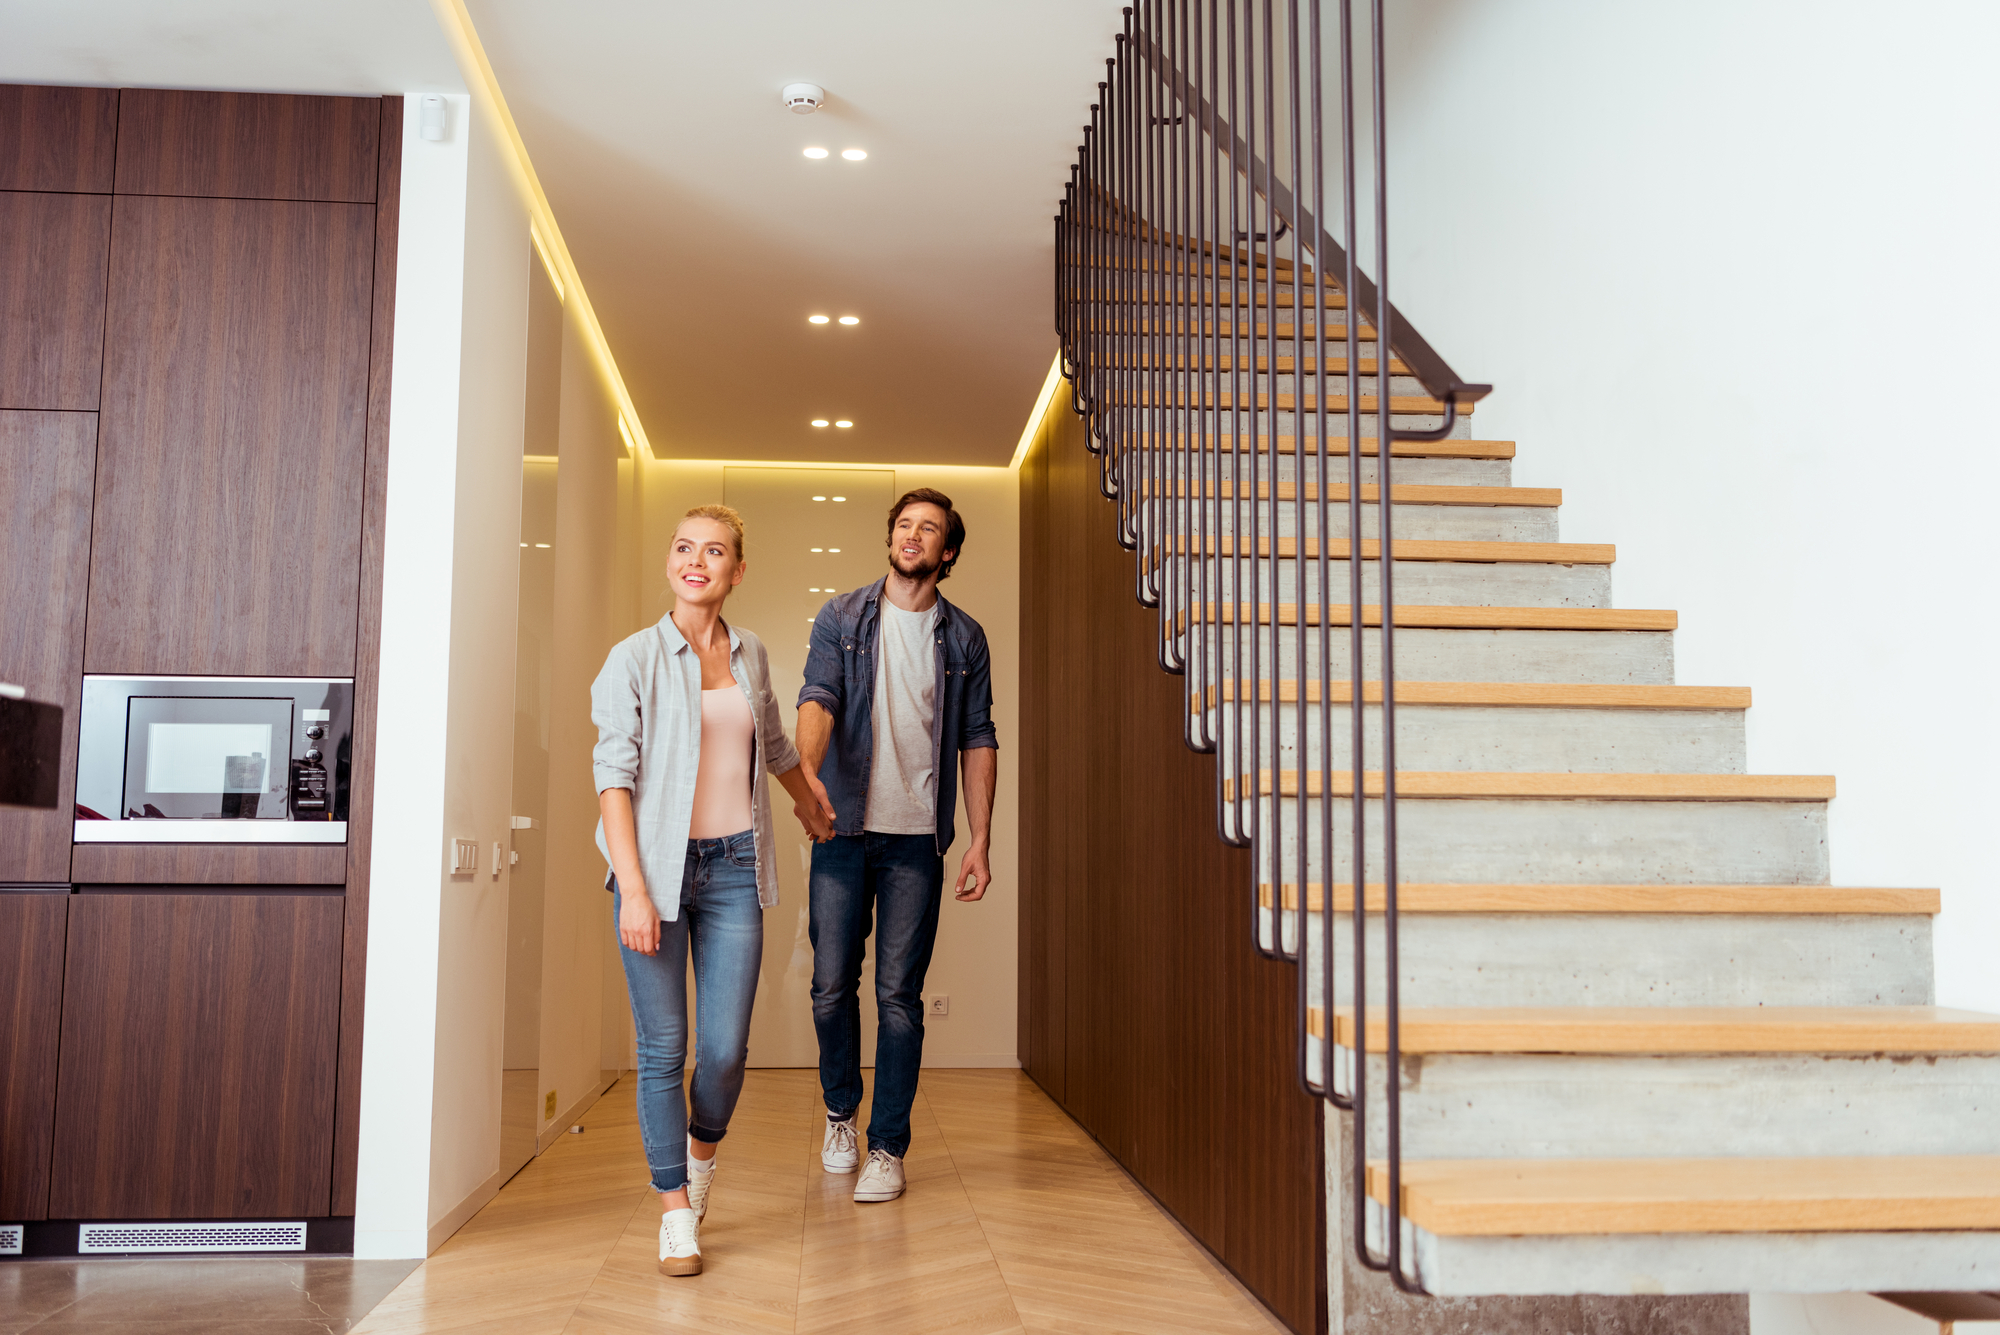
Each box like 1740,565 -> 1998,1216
886,488 -> 966,582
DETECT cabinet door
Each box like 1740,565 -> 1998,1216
113,90 -> 378,203
49,893 -> 343,1218
0,191 -> 112,410
0,893 -> 68,1220
86,195 -> 375,676
0,412 -> 96,882
0,85 -> 118,193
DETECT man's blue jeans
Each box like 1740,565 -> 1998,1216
612,830 -> 762,1193
809,832 -> 944,1158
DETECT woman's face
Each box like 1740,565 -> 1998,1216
668,518 -> 744,610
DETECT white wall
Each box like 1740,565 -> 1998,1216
1375,4 -> 2000,1326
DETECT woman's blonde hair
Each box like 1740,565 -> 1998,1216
676,503 -> 745,560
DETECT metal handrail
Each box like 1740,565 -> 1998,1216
1055,2 -> 1486,1295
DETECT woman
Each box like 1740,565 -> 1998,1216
591,504 -> 834,1277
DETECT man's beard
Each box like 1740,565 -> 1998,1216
889,547 -> 942,581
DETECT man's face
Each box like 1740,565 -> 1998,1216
888,502 -> 955,581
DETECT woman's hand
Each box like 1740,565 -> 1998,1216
775,763 -> 836,843
619,884 -> 661,955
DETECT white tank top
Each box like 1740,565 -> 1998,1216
688,686 -> 754,838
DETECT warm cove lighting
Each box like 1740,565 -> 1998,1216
841,148 -> 867,161
803,147 -> 829,159
808,314 -> 830,324
838,315 -> 859,326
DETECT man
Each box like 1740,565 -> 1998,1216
795,487 -> 997,1204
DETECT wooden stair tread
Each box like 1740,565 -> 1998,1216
1257,882 -> 1939,915
1133,356 -> 1410,374
1149,481 -> 1560,507
1362,1155 -> 2000,1236
1319,1005 -> 2000,1054
1132,320 -> 1378,340
1154,536 -> 1612,564
1133,391 -> 1463,415
1140,433 -> 1512,459
1226,770 -> 1835,802
1198,681 -> 1750,710
1173,603 -> 1678,632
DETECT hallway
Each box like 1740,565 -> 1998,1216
353,1069 -> 1286,1333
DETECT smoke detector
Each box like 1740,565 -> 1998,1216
782,83 -> 826,115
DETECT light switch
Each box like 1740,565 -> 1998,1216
451,837 -> 477,874
492,841 -> 503,878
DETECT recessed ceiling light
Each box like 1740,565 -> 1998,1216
803,147 -> 829,159
829,547 -> 842,553
808,314 -> 830,324
519,542 -> 527,548
835,420 -> 853,428
838,315 -> 859,326
811,419 -> 830,428
811,547 -> 824,552
832,496 -> 846,502
842,148 -> 867,161
534,543 -> 551,549
812,495 -> 827,501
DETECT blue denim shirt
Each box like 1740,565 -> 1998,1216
798,577 -> 997,854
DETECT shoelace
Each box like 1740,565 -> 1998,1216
662,1212 -> 699,1253
828,1121 -> 857,1155
862,1148 -> 897,1176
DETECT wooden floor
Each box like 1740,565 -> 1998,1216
352,1068 -> 1290,1334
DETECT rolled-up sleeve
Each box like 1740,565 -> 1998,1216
796,600 -> 845,716
591,643 -> 643,793
960,625 -> 998,751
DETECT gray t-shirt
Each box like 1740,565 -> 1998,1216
863,598 -> 939,835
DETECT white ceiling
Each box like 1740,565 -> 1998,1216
466,0 -> 1121,465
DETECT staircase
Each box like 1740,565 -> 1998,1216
1052,6 -> 2000,1319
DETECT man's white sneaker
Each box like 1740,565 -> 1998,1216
853,1147 -> 905,1203
687,1139 -> 716,1221
822,1113 -> 860,1174
657,1207 -> 701,1277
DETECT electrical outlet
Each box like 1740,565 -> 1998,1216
450,837 -> 477,874
544,1090 -> 558,1120
927,994 -> 949,1017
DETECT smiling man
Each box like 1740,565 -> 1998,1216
794,487 -> 998,1204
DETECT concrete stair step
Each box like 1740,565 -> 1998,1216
1160,556 -> 1612,606
1354,1154 -> 2000,1296
1172,625 -> 1679,686
1230,770 -> 1831,802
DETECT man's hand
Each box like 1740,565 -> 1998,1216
776,762 -> 836,844
954,840 -> 991,902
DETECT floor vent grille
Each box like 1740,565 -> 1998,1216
0,1224 -> 21,1255
77,1221 -> 307,1253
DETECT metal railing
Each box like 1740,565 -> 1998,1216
1053,0 -> 1490,1295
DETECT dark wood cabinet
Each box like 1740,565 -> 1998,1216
49,893 -> 344,1219
86,193 -> 376,677
0,192 -> 112,411
70,844 -> 347,887
114,90 -> 379,203
0,893 -> 69,1220
0,412 -> 97,883
0,85 -> 118,193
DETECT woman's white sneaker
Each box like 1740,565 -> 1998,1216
853,1148 -> 905,1202
822,1113 -> 860,1174
687,1138 -> 717,1221
657,1207 -> 701,1277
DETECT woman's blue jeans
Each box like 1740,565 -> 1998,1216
612,830 -> 763,1193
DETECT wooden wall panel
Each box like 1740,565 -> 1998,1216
49,893 -> 343,1218
0,85 -> 118,193
1018,408 -> 1323,1334
0,192 -> 112,410
113,89 -> 379,203
86,194 -> 375,676
0,893 -> 69,1219
69,843 -> 347,886
332,94 -> 402,1216
0,412 -> 97,883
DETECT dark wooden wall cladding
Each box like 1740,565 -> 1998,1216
85,193 -> 376,677
0,893 -> 69,1219
49,892 -> 344,1218
0,191 -> 112,410
0,412 -> 98,883
69,842 -> 348,886
1019,408 -> 1324,1335
0,84 -> 118,193
114,89 -> 380,203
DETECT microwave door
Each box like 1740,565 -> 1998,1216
122,696 -> 294,820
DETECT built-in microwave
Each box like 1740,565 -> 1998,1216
74,676 -> 354,844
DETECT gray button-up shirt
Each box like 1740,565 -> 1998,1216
591,614 -> 801,918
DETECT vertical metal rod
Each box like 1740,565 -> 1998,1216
1197,0 -> 1226,767
1286,0 -> 1317,1090
1224,0 -> 1252,853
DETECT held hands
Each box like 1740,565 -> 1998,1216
794,774 -> 837,843
954,840 -> 992,902
618,884 -> 661,956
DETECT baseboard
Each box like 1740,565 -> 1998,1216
426,1165 -> 504,1254
536,1071 -> 619,1156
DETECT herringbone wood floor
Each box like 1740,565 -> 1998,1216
351,1068 -> 1289,1334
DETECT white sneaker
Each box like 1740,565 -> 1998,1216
853,1147 -> 905,1203
687,1139 -> 716,1221
822,1113 -> 860,1174
657,1207 -> 701,1277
